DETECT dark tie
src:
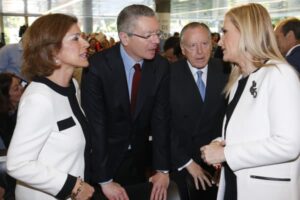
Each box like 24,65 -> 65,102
131,63 -> 141,113
196,70 -> 206,100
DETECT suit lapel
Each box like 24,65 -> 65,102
205,61 -> 217,109
204,59 -> 225,113
183,61 -> 204,105
181,60 -> 204,111
106,45 -> 131,114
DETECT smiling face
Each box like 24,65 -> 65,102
119,16 -> 160,62
219,16 -> 242,64
56,23 -> 90,69
181,26 -> 212,69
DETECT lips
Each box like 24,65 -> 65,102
195,57 -> 206,62
80,52 -> 88,59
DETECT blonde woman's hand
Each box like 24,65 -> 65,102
200,140 -> 226,165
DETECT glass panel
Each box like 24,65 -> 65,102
2,0 -> 24,13
2,16 -> 26,44
27,0 -> 49,14
28,16 -> 39,26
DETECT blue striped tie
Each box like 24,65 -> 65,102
196,70 -> 206,100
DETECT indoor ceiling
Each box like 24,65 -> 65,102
1,0 -> 300,20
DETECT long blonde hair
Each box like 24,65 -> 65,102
224,3 -> 284,96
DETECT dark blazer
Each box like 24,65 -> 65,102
170,58 -> 229,170
286,45 -> 300,73
81,43 -> 170,184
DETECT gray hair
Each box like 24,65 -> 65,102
117,4 -> 156,33
180,22 -> 211,44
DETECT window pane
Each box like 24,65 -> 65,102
27,0 -> 49,14
3,16 -> 26,44
2,0 -> 24,13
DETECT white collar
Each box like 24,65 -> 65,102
286,44 -> 300,57
186,60 -> 208,76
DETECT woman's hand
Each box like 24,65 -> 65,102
71,178 -> 95,200
200,140 -> 226,165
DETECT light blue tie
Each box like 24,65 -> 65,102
196,70 -> 206,100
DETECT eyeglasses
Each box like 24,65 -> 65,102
127,30 -> 163,40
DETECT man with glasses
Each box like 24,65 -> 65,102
170,22 -> 230,200
81,4 -> 170,200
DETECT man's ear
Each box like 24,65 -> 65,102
119,32 -> 129,46
286,30 -> 296,41
180,43 -> 186,56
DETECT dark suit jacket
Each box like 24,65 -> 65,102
286,45 -> 300,73
170,58 -> 229,170
81,43 -> 170,184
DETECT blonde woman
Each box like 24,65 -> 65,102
201,3 -> 300,200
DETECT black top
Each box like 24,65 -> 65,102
224,75 -> 249,200
0,111 -> 17,149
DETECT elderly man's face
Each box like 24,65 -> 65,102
181,27 -> 212,69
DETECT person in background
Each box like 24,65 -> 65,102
6,13 -> 94,200
109,37 -> 116,47
81,4 -> 170,200
201,3 -> 300,200
173,32 -> 180,38
87,37 -> 101,57
274,17 -> 300,72
162,36 -> 180,63
211,32 -> 220,57
0,25 -> 28,79
170,22 -> 229,200
0,73 -> 24,148
0,72 -> 24,200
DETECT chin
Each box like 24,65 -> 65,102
145,54 -> 155,60
222,55 -> 230,62
80,61 -> 89,67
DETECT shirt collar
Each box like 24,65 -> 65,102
186,60 -> 208,76
286,44 -> 300,57
120,44 -> 143,71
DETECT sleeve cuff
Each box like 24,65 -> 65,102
178,159 -> 193,171
157,170 -> 169,174
56,174 -> 77,199
99,179 -> 113,185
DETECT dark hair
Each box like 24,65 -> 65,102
22,13 -> 78,81
211,32 -> 221,42
280,18 -> 300,40
163,36 -> 180,52
0,73 -> 18,113
19,25 -> 28,38
117,4 -> 155,33
173,43 -> 183,59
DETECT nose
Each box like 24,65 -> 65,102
218,37 -> 223,46
196,44 -> 203,54
81,37 -> 90,48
